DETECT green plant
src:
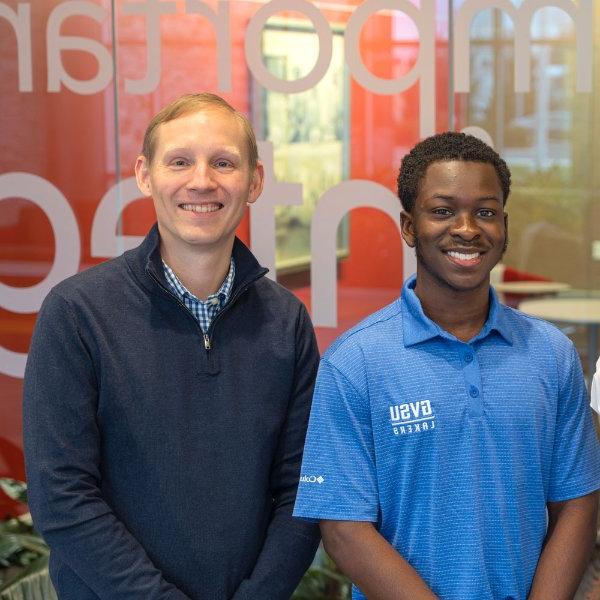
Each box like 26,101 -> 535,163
293,546 -> 351,600
0,481 -> 27,508
0,479 -> 53,597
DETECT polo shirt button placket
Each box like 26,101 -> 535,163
462,346 -> 483,417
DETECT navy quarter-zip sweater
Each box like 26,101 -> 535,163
23,225 -> 320,599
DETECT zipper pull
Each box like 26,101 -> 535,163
203,333 -> 211,350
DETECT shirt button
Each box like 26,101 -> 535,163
209,297 -> 219,306
464,352 -> 473,363
469,385 -> 479,398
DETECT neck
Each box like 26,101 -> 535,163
414,274 -> 490,343
160,237 -> 234,301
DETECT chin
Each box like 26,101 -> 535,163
444,276 -> 490,293
183,235 -> 221,248
176,225 -> 219,244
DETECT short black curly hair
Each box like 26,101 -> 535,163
397,131 -> 511,212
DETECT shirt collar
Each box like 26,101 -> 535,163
162,258 -> 236,308
400,274 -> 513,347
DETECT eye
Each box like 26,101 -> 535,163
214,159 -> 234,169
477,208 -> 496,218
432,207 -> 453,217
170,158 -> 189,168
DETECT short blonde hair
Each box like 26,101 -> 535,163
141,93 -> 259,169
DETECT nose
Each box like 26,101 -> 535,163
450,212 -> 479,240
187,162 -> 217,192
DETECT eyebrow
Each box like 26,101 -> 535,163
162,147 -> 191,155
161,146 -> 242,159
430,194 -> 502,203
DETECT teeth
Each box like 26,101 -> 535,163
180,203 -> 222,213
448,251 -> 480,260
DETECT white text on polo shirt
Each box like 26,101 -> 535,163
390,401 -> 436,436
300,475 -> 325,484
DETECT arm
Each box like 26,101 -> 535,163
321,520 -> 438,600
23,291 -> 189,600
530,341 -> 600,600
231,305 -> 320,600
528,491 -> 598,600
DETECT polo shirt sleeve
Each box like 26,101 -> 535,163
548,343 -> 600,502
293,355 -> 379,522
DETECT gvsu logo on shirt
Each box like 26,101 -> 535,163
389,400 -> 436,436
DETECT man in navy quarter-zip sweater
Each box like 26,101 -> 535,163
23,93 -> 320,600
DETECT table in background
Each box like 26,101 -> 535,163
493,282 -> 572,309
493,282 -> 572,295
519,297 -> 600,381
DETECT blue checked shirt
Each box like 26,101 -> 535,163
162,258 -> 235,333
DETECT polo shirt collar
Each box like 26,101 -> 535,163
401,274 -> 513,347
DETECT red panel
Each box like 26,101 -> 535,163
0,0 -> 449,479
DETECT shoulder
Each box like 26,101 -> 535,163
252,277 -> 311,319
504,304 -> 575,353
31,257 -> 132,353
52,255 -> 127,296
44,255 -> 129,314
253,276 -> 302,302
325,300 -> 402,366
501,305 -> 579,385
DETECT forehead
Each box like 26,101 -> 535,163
154,107 -> 246,155
419,160 -> 502,198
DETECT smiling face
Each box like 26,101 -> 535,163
401,160 -> 507,301
135,107 -> 264,260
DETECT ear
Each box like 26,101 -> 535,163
135,155 -> 153,198
246,161 -> 265,206
400,210 -> 416,248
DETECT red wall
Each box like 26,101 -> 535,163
0,0 -> 449,489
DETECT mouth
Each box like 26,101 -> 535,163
179,202 -> 223,214
444,249 -> 484,267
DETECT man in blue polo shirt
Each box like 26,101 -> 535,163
294,132 -> 600,599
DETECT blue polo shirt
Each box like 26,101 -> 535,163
294,275 -> 600,600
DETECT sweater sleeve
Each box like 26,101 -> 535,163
231,303 -> 321,600
23,290 -> 190,600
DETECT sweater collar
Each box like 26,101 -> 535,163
125,223 -> 268,296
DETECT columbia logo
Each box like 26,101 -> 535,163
300,475 -> 325,484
